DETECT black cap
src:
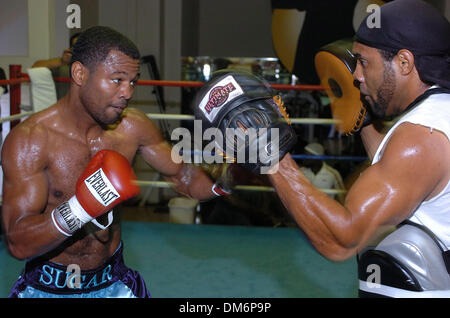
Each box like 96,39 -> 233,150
355,0 -> 450,88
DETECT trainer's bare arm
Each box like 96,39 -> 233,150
1,125 -> 66,260
269,123 -> 449,261
126,108 -> 215,200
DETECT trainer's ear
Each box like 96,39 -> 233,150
71,61 -> 88,86
396,49 -> 415,75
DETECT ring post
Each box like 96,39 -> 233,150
9,65 -> 22,128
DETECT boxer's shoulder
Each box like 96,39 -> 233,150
1,125 -> 49,178
3,112 -> 50,153
118,107 -> 164,142
9,103 -> 60,137
1,106 -> 67,172
120,107 -> 153,126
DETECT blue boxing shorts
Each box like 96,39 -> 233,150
8,242 -> 150,298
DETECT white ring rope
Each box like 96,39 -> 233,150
0,183 -> 344,204
148,113 -> 343,124
0,111 -> 342,125
0,111 -> 395,127
0,110 -> 33,123
0,111 -> 372,198
135,180 -> 346,195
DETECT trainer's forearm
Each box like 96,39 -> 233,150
269,154 -> 356,261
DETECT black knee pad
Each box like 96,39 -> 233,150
357,221 -> 450,298
357,249 -> 422,298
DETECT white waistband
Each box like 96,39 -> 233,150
359,280 -> 450,298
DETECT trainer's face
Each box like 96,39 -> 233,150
81,50 -> 140,125
352,42 -> 397,118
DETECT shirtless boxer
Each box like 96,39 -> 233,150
194,0 -> 450,297
1,26 -> 221,298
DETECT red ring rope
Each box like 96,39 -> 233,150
0,64 -> 326,128
0,77 -> 326,91
0,65 -> 326,90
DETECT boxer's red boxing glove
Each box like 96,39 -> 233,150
51,150 -> 140,236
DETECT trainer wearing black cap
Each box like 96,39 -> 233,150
214,0 -> 450,297
355,0 -> 449,89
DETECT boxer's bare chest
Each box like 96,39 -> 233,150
43,124 -> 138,268
45,128 -> 136,204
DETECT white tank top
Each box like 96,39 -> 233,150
371,89 -> 450,248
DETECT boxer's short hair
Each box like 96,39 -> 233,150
70,26 -> 140,75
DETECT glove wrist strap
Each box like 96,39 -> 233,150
51,198 -> 82,237
51,196 -> 91,237
68,196 -> 93,224
51,196 -> 115,236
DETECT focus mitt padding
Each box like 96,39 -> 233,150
315,39 -> 368,135
192,70 -> 297,174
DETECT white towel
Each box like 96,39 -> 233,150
27,67 -> 57,112
0,86 -> 4,197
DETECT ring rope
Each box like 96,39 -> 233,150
0,71 -> 395,126
0,111 -> 394,128
148,113 -> 342,124
0,111 -> 33,123
0,111 -> 342,125
0,76 -> 326,91
0,111 -> 339,125
292,154 -> 368,161
0,67 -> 351,205
0,181 -> 346,204
134,180 -> 346,195
185,151 -> 367,162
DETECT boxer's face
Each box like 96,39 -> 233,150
80,50 -> 140,125
352,42 -> 397,118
